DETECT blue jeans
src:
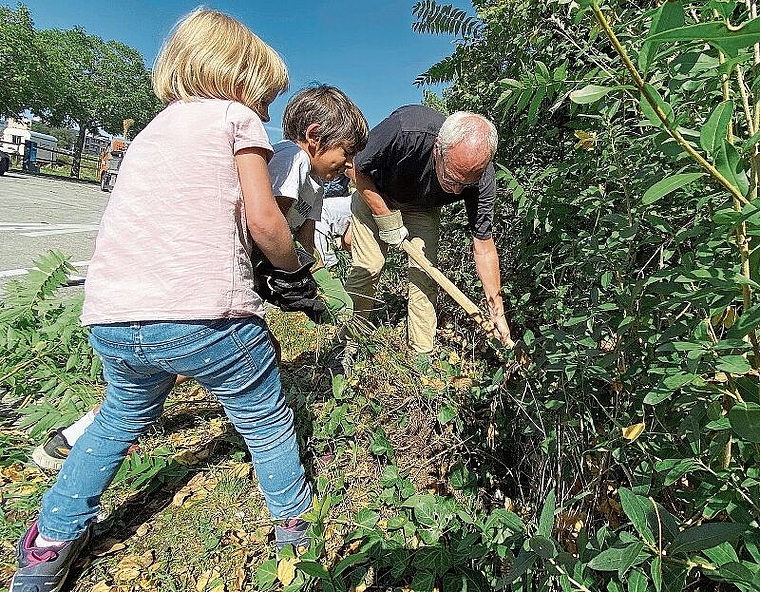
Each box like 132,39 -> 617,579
38,317 -> 311,541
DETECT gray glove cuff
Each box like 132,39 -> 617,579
373,210 -> 409,246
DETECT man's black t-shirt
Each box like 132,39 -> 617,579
354,104 -> 496,240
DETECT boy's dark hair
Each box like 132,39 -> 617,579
282,85 -> 368,155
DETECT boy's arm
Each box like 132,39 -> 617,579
236,147 -> 298,271
294,218 -> 316,255
275,195 -> 294,217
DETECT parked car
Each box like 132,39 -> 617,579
0,150 -> 10,176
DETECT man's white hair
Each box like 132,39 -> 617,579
438,111 -> 498,157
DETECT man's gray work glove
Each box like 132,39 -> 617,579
373,210 -> 409,247
254,248 -> 327,323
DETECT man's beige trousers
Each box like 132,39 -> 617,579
344,194 -> 441,353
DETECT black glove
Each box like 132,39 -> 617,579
254,249 -> 327,322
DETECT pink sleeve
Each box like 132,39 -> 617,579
226,102 -> 273,156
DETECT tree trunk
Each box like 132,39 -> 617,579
71,124 -> 86,179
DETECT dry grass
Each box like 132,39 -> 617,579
0,309 -> 478,591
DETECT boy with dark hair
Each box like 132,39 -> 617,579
270,85 -> 367,320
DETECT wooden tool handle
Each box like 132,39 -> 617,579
400,240 -> 497,338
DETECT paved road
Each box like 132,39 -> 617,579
0,171 -> 107,285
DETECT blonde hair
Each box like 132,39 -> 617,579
152,8 -> 288,115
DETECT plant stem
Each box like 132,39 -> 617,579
589,2 -> 751,207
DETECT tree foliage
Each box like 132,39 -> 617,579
0,3 -> 160,177
35,27 -> 159,177
413,0 -> 760,589
0,3 -> 42,117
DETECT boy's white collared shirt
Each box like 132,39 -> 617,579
268,140 -> 324,231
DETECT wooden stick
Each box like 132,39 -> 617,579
400,239 -> 498,339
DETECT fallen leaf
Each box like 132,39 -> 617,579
93,539 -> 127,556
138,549 -> 156,568
277,557 -> 297,586
172,489 -> 193,507
116,555 -> 143,570
621,422 -> 645,442
196,568 -> 220,592
90,582 -> 115,592
114,566 -> 140,582
230,463 -> 250,480
135,523 -> 151,537
233,565 -> 246,592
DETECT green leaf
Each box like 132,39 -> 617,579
401,493 -> 436,509
437,403 -> 456,424
717,354 -> 752,374
296,560 -> 330,580
727,303 -> 760,338
640,84 -> 674,127
332,553 -> 368,577
715,140 -> 749,195
570,84 -> 616,104
386,515 -> 408,530
712,561 -> 755,585
700,102 -> 734,154
651,555 -> 663,592
703,541 -> 739,565
411,570 -> 436,592
538,489 -> 556,537
646,17 -> 760,57
413,546 -> 452,573
256,559 -> 278,590
588,546 -> 628,571
356,509 -> 379,529
380,465 -> 401,487
627,568 -> 648,592
509,550 -> 538,582
483,508 -> 524,533
529,534 -> 557,559
715,140 -> 750,198
639,0 -> 685,75
641,172 -> 705,205
669,522 -> 746,554
728,402 -> 760,442
619,541 -> 647,578
527,85 -> 546,124
619,488 -> 655,545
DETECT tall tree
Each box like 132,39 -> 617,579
35,27 -> 160,178
0,3 -> 42,117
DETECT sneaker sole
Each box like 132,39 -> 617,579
31,445 -> 66,471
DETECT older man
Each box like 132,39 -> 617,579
344,104 -> 512,353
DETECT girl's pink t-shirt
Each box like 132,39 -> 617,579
81,99 -> 272,325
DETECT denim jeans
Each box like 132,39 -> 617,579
38,317 -> 311,541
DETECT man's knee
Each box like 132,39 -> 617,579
408,267 -> 438,299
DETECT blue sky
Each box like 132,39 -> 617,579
16,0 -> 472,138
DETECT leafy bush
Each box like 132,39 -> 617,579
411,0 -> 760,589
0,251 -> 100,439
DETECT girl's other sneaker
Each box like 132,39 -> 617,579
31,430 -> 71,472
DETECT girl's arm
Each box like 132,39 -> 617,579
236,147 -> 299,271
